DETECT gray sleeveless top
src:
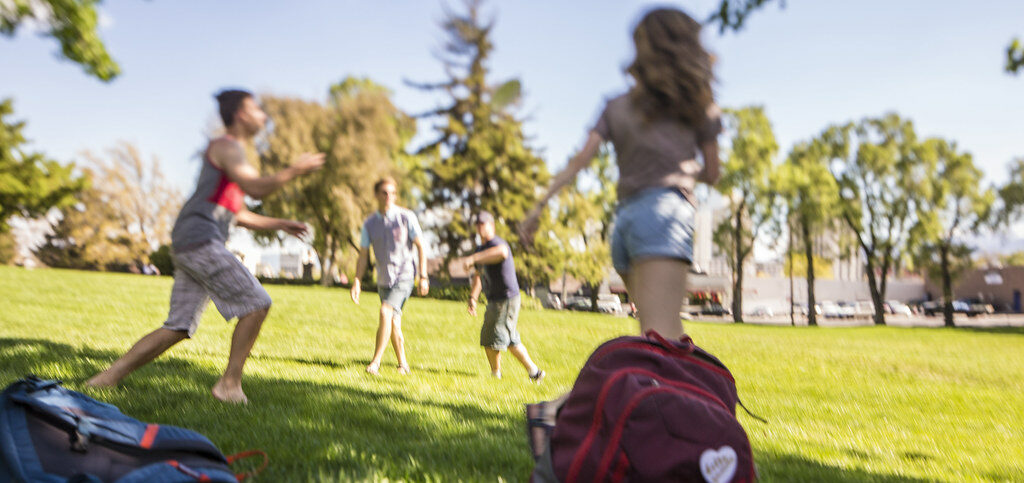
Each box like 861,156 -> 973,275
170,138 -> 245,250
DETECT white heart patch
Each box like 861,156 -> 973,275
700,446 -> 738,483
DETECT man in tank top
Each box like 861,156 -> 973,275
87,89 -> 324,403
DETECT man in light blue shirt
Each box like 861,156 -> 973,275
351,176 -> 428,375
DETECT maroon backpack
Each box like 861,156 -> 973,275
536,332 -> 757,482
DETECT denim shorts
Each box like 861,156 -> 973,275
611,187 -> 695,274
379,280 -> 414,315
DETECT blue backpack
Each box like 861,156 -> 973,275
0,376 -> 265,482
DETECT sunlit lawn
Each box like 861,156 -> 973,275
1,266 -> 1022,481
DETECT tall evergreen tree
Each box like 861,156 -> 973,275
411,0 -> 549,275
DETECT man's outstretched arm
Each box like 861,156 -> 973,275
210,140 -> 324,199
236,209 -> 308,237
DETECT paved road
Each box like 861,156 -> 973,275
693,313 -> 1024,328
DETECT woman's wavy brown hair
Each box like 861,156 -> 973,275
627,8 -> 715,128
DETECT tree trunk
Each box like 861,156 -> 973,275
788,217 -> 795,326
589,283 -> 599,312
941,243 -> 955,328
732,269 -> 744,323
864,256 -> 886,325
560,270 -> 568,309
318,234 -> 333,287
732,209 -> 744,323
878,255 -> 891,326
318,253 -> 332,286
802,220 -> 817,327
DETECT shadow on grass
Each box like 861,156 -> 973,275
252,353 -> 478,378
0,337 -> 950,481
0,337 -> 525,480
756,451 -> 931,482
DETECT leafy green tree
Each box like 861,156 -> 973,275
998,250 -> 1024,267
821,114 -> 919,325
549,188 -> 608,311
714,106 -> 778,322
707,0 -> 782,34
411,0 -> 549,273
775,140 -> 840,326
1,0 -> 119,81
547,150 -> 616,310
33,142 -> 179,272
1007,38 -> 1024,74
33,168 -> 136,270
258,78 -> 417,285
149,244 -> 173,276
995,158 -> 1024,225
1,99 -> 85,233
909,138 -> 994,327
515,203 -> 564,294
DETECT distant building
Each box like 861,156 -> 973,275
928,266 -> 1024,313
279,253 -> 300,278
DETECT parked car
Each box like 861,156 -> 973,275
835,301 -> 857,318
565,296 -> 591,311
818,301 -> 843,318
787,303 -> 810,316
952,300 -> 978,316
921,300 -> 993,317
700,302 -> 731,316
952,300 -> 995,317
962,299 -> 995,316
852,301 -> 874,317
885,300 -> 913,316
596,294 -> 623,315
541,293 -> 563,310
746,306 -> 774,317
975,302 -> 995,315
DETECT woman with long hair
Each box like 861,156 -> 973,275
521,7 -> 721,339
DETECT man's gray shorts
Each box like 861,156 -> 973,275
480,295 -> 521,350
379,280 -> 414,316
162,242 -> 272,337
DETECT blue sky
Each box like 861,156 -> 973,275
4,1 -> 1024,255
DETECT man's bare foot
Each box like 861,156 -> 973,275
366,362 -> 380,375
211,379 -> 248,404
397,364 -> 410,375
85,372 -> 118,388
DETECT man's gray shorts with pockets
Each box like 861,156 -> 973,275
162,242 -> 272,337
480,295 -> 522,350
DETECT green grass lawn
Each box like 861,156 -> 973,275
1,266 -> 1023,482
